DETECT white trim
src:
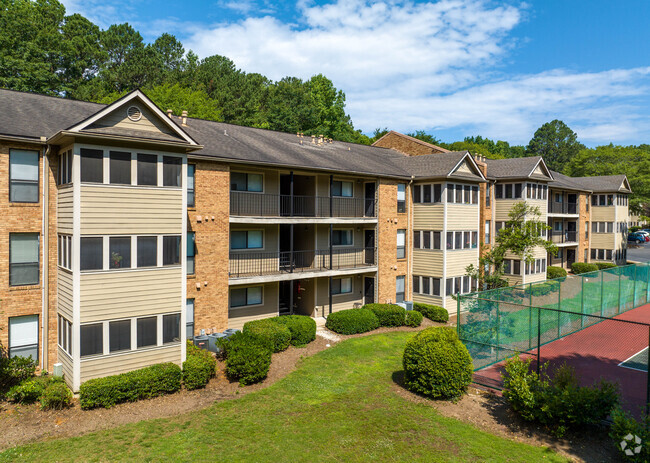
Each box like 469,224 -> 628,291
181,157 -> 187,364
72,149 -> 81,392
449,152 -> 487,181
527,158 -> 553,180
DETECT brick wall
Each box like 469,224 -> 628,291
186,160 -> 230,334
578,192 -> 590,263
373,132 -> 448,156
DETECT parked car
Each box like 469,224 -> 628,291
637,231 -> 650,242
628,233 -> 645,244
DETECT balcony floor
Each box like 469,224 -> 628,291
228,265 -> 377,285
229,216 -> 377,224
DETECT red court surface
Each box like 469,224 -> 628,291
474,303 -> 650,416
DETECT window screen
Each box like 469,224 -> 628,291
109,320 -> 131,352
163,235 -> 181,265
10,149 -> 39,202
80,237 -> 103,271
80,148 -> 103,183
137,316 -> 157,348
9,315 -> 38,359
137,236 -> 158,267
109,237 -> 131,269
163,313 -> 181,343
163,156 -> 181,187
10,233 -> 39,285
137,154 -> 157,185
109,151 -> 131,185
187,164 -> 195,207
80,323 -> 103,357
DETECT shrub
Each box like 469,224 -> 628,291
405,310 -> 423,327
275,315 -> 316,346
596,262 -> 617,270
571,262 -> 599,274
325,309 -> 380,335
40,379 -> 72,410
243,319 -> 291,353
502,356 -> 619,437
610,408 -> 650,462
223,332 -> 272,385
413,303 -> 449,323
530,281 -> 557,297
363,303 -> 406,327
546,266 -> 567,279
183,341 -> 217,390
6,376 -> 48,404
80,362 -> 182,409
0,352 -> 37,394
402,327 -> 473,400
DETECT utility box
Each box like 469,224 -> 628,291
223,329 -> 239,337
193,335 -> 209,350
207,333 -> 228,353
53,363 -> 63,377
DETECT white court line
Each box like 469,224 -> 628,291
618,346 -> 649,372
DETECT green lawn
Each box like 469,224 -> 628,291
1,332 -> 567,462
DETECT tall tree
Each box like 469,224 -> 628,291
407,130 -> 442,146
58,14 -> 103,94
525,120 -> 585,171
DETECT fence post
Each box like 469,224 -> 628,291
495,299 -> 500,363
580,275 -> 585,329
456,295 -> 461,338
536,307 -> 541,376
557,282 -> 561,338
600,270 -> 605,317
528,283 -> 533,350
633,264 -> 637,308
618,269 -> 622,315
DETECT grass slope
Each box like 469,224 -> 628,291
0,332 -> 568,462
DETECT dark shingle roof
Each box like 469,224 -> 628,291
568,175 -> 631,193
548,170 -> 591,191
483,156 -> 551,180
389,151 -> 483,180
83,126 -> 185,143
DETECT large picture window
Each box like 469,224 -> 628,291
10,233 -> 39,286
231,172 -> 263,192
80,148 -> 103,183
10,149 -> 39,202
80,237 -> 103,271
332,229 -> 353,246
137,154 -> 158,186
231,286 -> 263,307
231,230 -> 263,250
9,315 -> 38,359
137,236 -> 158,267
109,151 -> 131,185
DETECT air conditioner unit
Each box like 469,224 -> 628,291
395,301 -> 414,311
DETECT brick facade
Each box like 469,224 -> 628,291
373,131 -> 448,156
578,192 -> 590,263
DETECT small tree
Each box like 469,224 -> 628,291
466,202 -> 557,290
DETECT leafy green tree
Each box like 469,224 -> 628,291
59,13 -> 104,94
466,202 -> 557,289
525,120 -> 585,171
406,130 -> 442,146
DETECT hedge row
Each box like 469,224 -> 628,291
571,262 -> 599,274
546,266 -> 567,279
80,363 -> 182,409
413,303 -> 449,323
183,341 -> 217,390
325,308 -> 380,334
596,262 -> 617,270
243,315 -> 317,352
405,310 -> 423,327
221,332 -> 272,385
365,304 -> 407,327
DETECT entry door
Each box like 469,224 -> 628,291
566,249 -> 576,266
279,281 -> 291,315
364,277 -> 375,305
364,182 -> 376,217
364,229 -> 375,264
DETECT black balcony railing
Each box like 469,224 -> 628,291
229,247 -> 376,278
548,201 -> 577,214
230,191 -> 375,218
550,231 -> 578,244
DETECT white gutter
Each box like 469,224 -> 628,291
41,144 -> 51,370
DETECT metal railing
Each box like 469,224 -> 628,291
230,191 -> 375,218
548,201 -> 577,214
229,247 -> 376,278
550,230 -> 578,244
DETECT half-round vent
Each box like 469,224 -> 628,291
127,105 -> 142,122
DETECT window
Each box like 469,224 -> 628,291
10,149 -> 39,202
454,231 -> 462,250
109,237 -> 131,269
163,156 -> 181,187
231,230 -> 263,250
455,184 -> 463,203
413,185 -> 421,203
463,231 -> 471,249
462,276 -> 470,293
585,222 -> 589,239
423,184 -> 432,203
433,231 -> 441,249
10,233 -> 39,286
187,164 -> 195,207
591,249 -> 597,259
137,153 -> 158,186
163,235 -> 181,266
504,259 -> 511,274
109,151 -> 131,185
137,316 -> 157,348
9,315 -> 38,359
332,229 -> 353,246
432,277 -> 441,296
163,313 -> 181,343
446,278 -> 453,296
447,184 -> 454,202
58,315 -> 72,356
80,148 -> 103,183
137,236 -> 158,267
485,220 -> 491,244
464,185 -> 471,204
543,185 -> 548,200
109,320 -> 131,352
505,184 -> 513,199
332,277 -> 352,295
231,286 -> 263,307
532,184 -> 538,199
447,231 -> 453,249
186,299 -> 195,340
471,231 -> 478,248
606,249 -> 613,260
396,276 -> 405,303
397,229 -> 406,259
58,150 -> 72,185
471,186 -> 479,204
413,276 -> 420,293
514,183 -> 522,199
599,195 -> 606,206
187,232 -> 195,275
485,184 -> 491,207
495,184 -> 503,199
397,183 -> 406,213
433,184 -> 442,203
422,231 -> 431,249
607,194 -> 614,206
598,249 -> 605,260
413,230 -> 420,249
607,222 -> 613,233
513,260 -> 521,275
80,237 -> 103,271
421,277 -> 430,295
80,323 -> 103,357
331,180 -> 352,197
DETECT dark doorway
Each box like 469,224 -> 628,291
364,277 -> 375,305
568,193 -> 577,213
566,249 -> 576,267
365,182 -> 376,217
364,229 -> 375,264
279,281 -> 291,315
567,221 -> 577,242
280,224 -> 291,270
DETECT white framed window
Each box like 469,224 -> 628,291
80,323 -> 103,357
109,319 -> 131,352
58,234 -> 72,270
9,315 -> 38,360
109,236 -> 131,269
188,164 -> 195,207
332,277 -> 352,295
137,153 -> 158,186
397,229 -> 406,258
80,148 -> 103,183
10,149 -> 39,202
397,183 -> 406,213
137,236 -> 158,267
331,180 -> 353,197
58,150 -> 72,185
396,275 -> 405,303
186,299 -> 195,340
137,316 -> 157,348
231,286 -> 263,308
163,235 -> 181,266
231,230 -> 263,250
109,151 -> 132,185
187,232 -> 195,275
163,313 -> 181,344
57,315 -> 72,356
80,237 -> 103,271
10,233 -> 40,286
162,156 -> 181,187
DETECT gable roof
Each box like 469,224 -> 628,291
372,130 -> 450,154
548,170 -> 591,192
568,174 -> 632,193
483,156 -> 553,181
390,150 -> 486,181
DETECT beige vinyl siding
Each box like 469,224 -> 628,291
527,199 -> 547,215
591,233 -> 615,249
57,186 -> 74,234
315,276 -> 363,313
531,246 -> 548,259
90,105 -> 177,136
504,276 -> 524,286
413,204 -> 444,228
591,206 -> 616,221
79,344 -> 181,384
231,168 -> 280,195
446,249 -> 479,275
616,204 -> 629,222
228,282 -> 279,330
57,270 -> 74,320
80,185 -> 183,235
58,348 -> 73,388
446,204 -> 479,229
413,293 -> 444,307
444,296 -> 457,312
453,160 -> 473,175
525,272 -> 546,285
494,199 -> 524,220
79,268 -> 182,323
413,249 -> 443,276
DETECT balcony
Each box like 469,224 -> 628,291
548,201 -> 577,215
229,247 -> 376,279
230,191 -> 375,218
550,231 -> 578,245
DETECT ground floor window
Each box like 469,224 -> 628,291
9,315 -> 38,359
186,299 -> 194,340
58,315 -> 72,356
396,275 -> 405,303
332,277 -> 352,295
231,286 -> 263,308
413,275 -> 441,296
80,323 -> 103,357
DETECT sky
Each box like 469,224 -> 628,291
60,0 -> 650,147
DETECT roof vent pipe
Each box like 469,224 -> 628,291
167,109 -> 173,118
181,110 -> 188,126
311,134 -> 316,144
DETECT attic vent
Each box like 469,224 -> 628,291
127,106 -> 142,122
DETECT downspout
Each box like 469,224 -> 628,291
42,144 -> 51,371
408,176 -> 414,301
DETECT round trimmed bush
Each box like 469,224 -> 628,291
405,310 -> 423,327
596,262 -> 617,270
546,266 -> 567,279
363,304 -> 406,327
413,303 -> 449,323
571,262 -> 599,274
275,315 -> 316,346
402,326 -> 473,400
325,309 -> 379,335
243,318 -> 291,353
40,379 -> 72,410
224,332 -> 272,385
183,343 -> 217,390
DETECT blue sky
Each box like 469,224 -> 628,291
61,0 -> 650,146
